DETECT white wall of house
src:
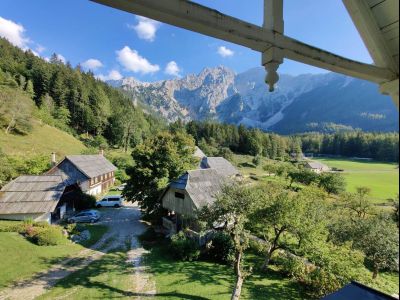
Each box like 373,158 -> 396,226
87,184 -> 102,196
0,212 -> 52,223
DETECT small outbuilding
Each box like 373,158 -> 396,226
304,161 -> 330,174
47,154 -> 117,196
322,281 -> 398,300
0,175 -> 66,223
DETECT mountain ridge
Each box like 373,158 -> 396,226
108,66 -> 399,133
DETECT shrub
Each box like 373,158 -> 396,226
0,221 -> 24,232
276,254 -> 308,279
170,232 -> 200,261
33,226 -> 67,246
205,232 -> 235,263
65,223 -> 84,235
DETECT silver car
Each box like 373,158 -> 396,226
68,210 -> 100,223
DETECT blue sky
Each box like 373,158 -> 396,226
0,0 -> 372,82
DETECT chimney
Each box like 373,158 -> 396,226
51,152 -> 57,166
99,149 -> 104,156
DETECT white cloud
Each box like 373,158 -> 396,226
116,46 -> 160,74
36,44 -> 46,53
128,16 -> 160,42
96,70 -> 123,81
217,46 -> 234,58
0,16 -> 30,49
82,58 -> 103,70
165,61 -> 181,77
56,54 -> 66,64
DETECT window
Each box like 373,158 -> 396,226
175,192 -> 185,199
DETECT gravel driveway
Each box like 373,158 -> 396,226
0,202 -> 154,300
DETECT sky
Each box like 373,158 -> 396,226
0,0 -> 373,82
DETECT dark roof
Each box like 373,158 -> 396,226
201,157 -> 239,177
65,155 -> 117,179
171,169 -> 227,209
0,175 -> 65,214
323,281 -> 398,300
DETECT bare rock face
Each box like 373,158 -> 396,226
108,66 -> 399,133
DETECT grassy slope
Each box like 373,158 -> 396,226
0,120 -> 86,158
0,224 -> 108,289
313,158 -> 399,203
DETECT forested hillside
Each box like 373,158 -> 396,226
0,38 -> 164,151
186,121 -> 399,162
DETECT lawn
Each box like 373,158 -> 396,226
0,120 -> 86,158
313,158 -> 399,203
0,223 -> 108,289
143,243 -> 305,300
38,248 -> 133,300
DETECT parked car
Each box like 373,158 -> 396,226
96,195 -> 124,208
116,183 -> 127,191
68,210 -> 100,223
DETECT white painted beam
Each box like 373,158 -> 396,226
91,0 -> 396,83
343,0 -> 398,73
380,79 -> 399,109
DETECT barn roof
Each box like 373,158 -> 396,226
305,161 -> 328,170
193,146 -> 206,159
201,157 -> 239,177
0,175 -> 65,214
171,169 -> 227,209
65,155 -> 117,179
322,281 -> 397,300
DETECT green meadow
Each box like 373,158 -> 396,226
313,158 -> 399,203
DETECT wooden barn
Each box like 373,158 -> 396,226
48,154 -> 117,196
304,161 -> 330,174
0,175 -> 66,223
161,169 -> 228,232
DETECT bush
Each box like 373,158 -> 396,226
33,226 -> 66,246
205,232 -> 235,263
0,221 -> 24,232
65,223 -> 84,235
170,232 -> 200,261
276,254 -> 308,279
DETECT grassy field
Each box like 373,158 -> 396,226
143,243 -> 305,300
38,248 -> 133,300
313,157 -> 399,203
0,120 -> 86,158
0,223 -> 107,289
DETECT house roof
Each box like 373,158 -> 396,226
193,146 -> 206,159
64,155 -> 117,179
305,161 -> 328,170
171,169 -> 227,209
322,281 -> 398,300
0,175 -> 65,215
201,157 -> 239,177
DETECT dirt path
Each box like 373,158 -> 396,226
0,203 -> 155,300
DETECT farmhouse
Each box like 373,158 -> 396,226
161,169 -> 228,233
47,154 -> 117,196
201,157 -> 239,178
0,175 -> 66,223
304,161 -> 330,174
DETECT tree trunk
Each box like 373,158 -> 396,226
231,250 -> 244,300
262,250 -> 272,271
5,116 -> 15,134
372,266 -> 379,279
231,275 -> 244,300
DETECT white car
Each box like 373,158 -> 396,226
116,183 -> 127,191
96,195 -> 124,208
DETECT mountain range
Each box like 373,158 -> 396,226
108,66 -> 399,134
